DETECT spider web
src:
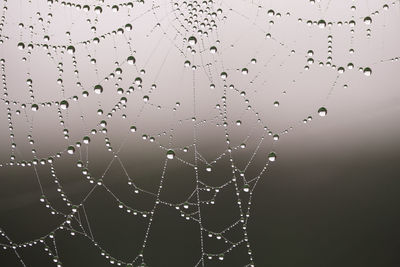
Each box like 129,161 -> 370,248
0,0 -> 399,266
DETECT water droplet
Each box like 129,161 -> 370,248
135,77 -> 142,85
267,9 -> 275,16
31,104 -> 39,111
318,20 -> 326,28
364,16 -> 372,25
60,100 -> 69,109
83,136 -> 90,144
166,150 -> 175,159
94,85 -> 103,94
188,36 -> 197,45
127,56 -> 136,65
112,5 -> 119,12
268,152 -> 277,162
67,146 -> 75,155
94,6 -> 102,14
243,184 -> 250,192
17,42 -> 25,50
318,107 -> 327,116
67,45 -> 75,54
125,24 -> 133,31
363,67 -> 372,76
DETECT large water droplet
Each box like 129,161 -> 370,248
60,100 -> 69,109
67,45 -> 75,54
17,42 -> 25,50
31,104 -> 39,111
188,36 -> 197,45
127,56 -> 136,65
318,107 -> 327,116
318,20 -> 326,28
94,6 -> 102,14
166,150 -> 175,159
67,146 -> 75,155
94,85 -> 103,94
363,67 -> 372,76
83,136 -> 90,144
364,16 -> 372,25
268,152 -> 277,162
